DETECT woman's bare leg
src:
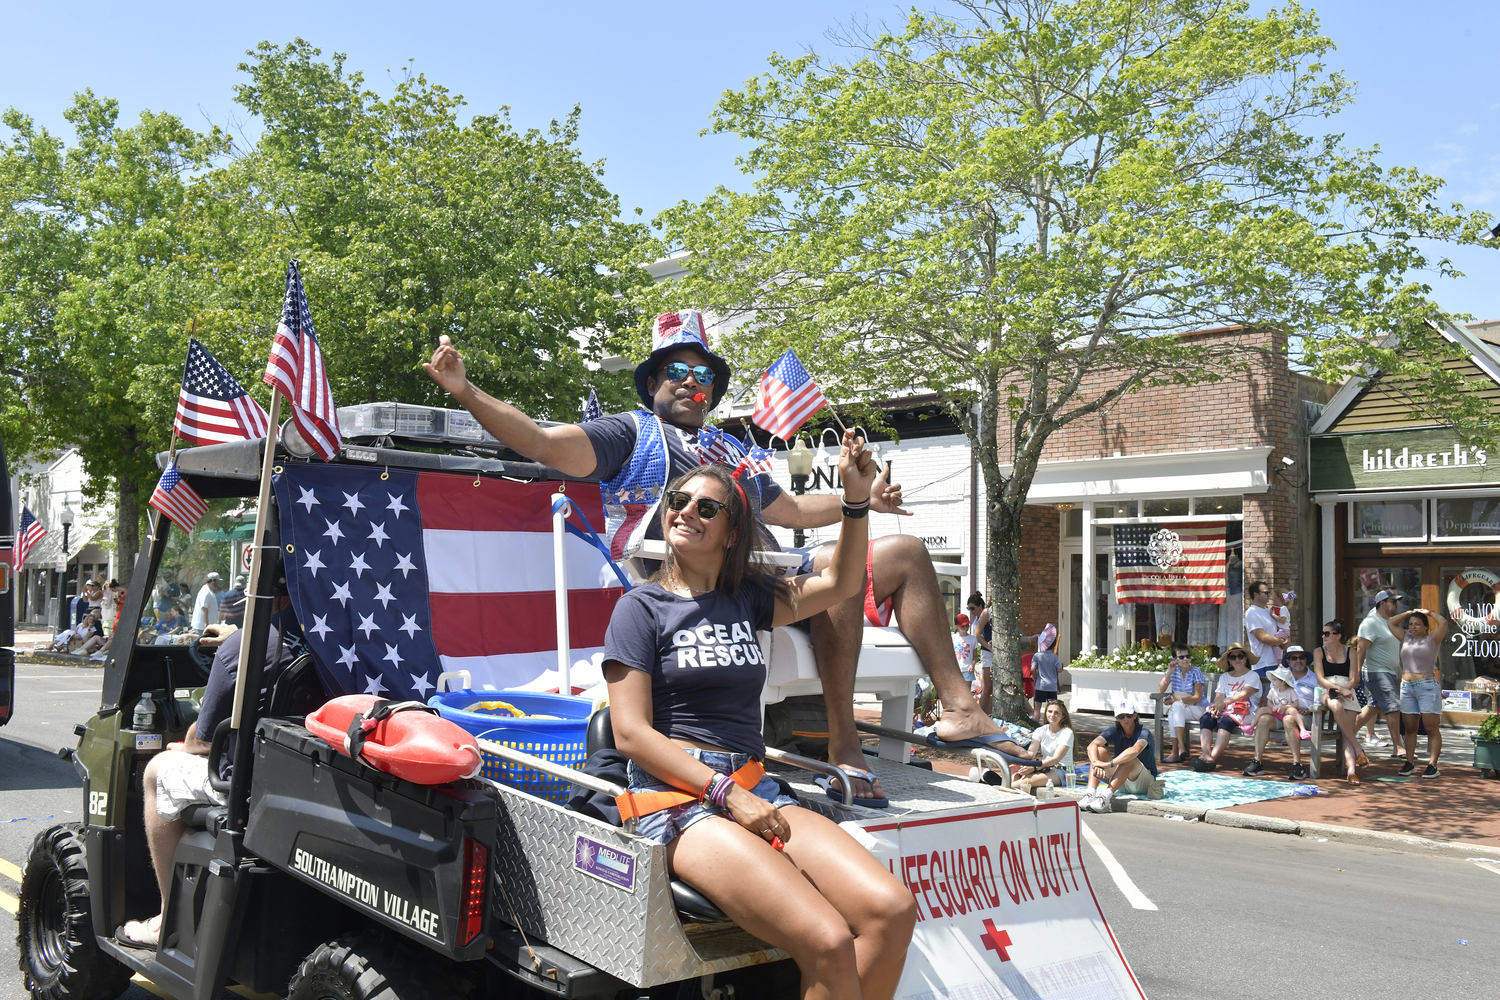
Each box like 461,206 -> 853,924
669,806 -> 915,1000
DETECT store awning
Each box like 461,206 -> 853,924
197,523 -> 256,542
1003,446 -> 1273,505
21,525 -> 102,570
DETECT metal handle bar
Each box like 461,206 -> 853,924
763,747 -> 854,806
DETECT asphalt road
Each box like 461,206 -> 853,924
2,658 -> 1493,999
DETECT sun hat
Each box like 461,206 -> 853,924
1215,642 -> 1251,670
633,310 -> 733,410
1268,665 -> 1296,686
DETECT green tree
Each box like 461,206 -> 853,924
651,0 -> 1493,719
0,92 -> 229,585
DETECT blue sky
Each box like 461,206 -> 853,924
3,1 -> 1495,320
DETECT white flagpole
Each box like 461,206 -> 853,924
551,492 -> 572,697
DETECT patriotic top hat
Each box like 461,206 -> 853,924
634,309 -> 733,410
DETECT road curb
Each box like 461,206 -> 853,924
11,651 -> 104,668
1295,821 -> 1500,860
1202,810 -> 1301,834
1117,800 -> 1207,821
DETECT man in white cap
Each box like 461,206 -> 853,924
425,313 -> 1006,807
1082,701 -> 1157,813
190,572 -> 222,632
1353,589 -> 1406,756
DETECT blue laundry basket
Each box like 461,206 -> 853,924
429,690 -> 593,803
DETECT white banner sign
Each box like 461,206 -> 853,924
848,799 -> 1145,1000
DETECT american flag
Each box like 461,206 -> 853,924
264,261 -> 341,461
744,444 -> 775,475
694,426 -> 740,465
273,465 -> 624,699
174,339 -> 271,446
751,350 -> 828,440
149,464 -> 210,532
15,507 -> 46,569
1114,522 -> 1227,604
582,388 -> 603,422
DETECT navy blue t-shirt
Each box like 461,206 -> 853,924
581,413 -> 783,541
602,580 -> 778,757
1098,721 -> 1157,776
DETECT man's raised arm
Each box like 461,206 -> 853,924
424,335 -> 599,478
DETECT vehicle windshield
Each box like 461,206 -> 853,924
133,501 -> 255,651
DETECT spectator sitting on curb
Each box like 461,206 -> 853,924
1191,643 -> 1261,772
1011,700 -> 1075,793
1157,642 -> 1206,763
1245,659 -> 1314,779
1082,701 -> 1157,814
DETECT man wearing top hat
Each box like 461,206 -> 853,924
425,310 -> 1006,806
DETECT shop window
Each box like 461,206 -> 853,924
1433,498 -> 1500,540
1350,567 -> 1421,621
1440,567 -> 1500,685
1063,509 -> 1083,537
1143,498 -> 1190,518
1093,503 -> 1117,519
1193,496 -> 1242,515
1350,500 -> 1425,542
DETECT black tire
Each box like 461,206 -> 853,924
288,931 -> 480,1000
16,824 -> 132,1000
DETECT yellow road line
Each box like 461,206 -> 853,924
0,889 -> 17,915
0,857 -> 24,884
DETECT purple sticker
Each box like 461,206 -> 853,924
575,835 -> 636,892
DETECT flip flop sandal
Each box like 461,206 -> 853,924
116,920 -> 158,949
816,765 -> 889,809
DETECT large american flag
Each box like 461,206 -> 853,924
15,507 -> 46,569
273,465 -> 624,699
1114,522 -> 1227,604
174,338 -> 271,445
751,350 -> 828,440
264,261 -> 341,460
149,464 -> 210,532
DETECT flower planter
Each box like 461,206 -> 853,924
1472,737 -> 1500,778
1066,667 -> 1163,714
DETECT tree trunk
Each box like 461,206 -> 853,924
986,487 -> 1030,722
115,473 -> 140,590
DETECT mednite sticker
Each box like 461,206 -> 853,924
574,835 -> 635,892
135,733 -> 163,750
292,847 -> 442,939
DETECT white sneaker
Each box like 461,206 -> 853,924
1363,735 -> 1388,747
1079,791 -> 1101,812
1096,789 -> 1114,813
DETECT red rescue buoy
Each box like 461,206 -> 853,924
305,694 -> 483,785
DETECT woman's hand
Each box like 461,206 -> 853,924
725,784 -> 788,845
869,465 -> 910,515
837,429 -> 877,503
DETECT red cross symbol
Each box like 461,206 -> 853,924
980,920 -> 1012,962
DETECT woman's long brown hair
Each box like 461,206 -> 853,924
652,464 -> 788,600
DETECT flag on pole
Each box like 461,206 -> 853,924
1113,522 -> 1227,604
273,464 -> 625,699
751,350 -> 829,440
150,464 -> 210,532
744,444 -> 775,475
174,339 -> 272,445
15,507 -> 46,569
582,388 -> 603,422
264,261 -> 342,460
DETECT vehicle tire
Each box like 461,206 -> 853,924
16,824 -> 132,1000
288,931 -> 480,1000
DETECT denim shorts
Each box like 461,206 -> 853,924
1199,712 -> 1244,733
626,749 -> 797,846
1364,671 -> 1402,713
1399,676 -> 1442,715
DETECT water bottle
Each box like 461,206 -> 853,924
133,694 -> 156,731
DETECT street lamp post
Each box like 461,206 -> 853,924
54,501 -> 74,634
786,437 -> 815,548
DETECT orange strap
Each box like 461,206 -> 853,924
616,759 -> 766,822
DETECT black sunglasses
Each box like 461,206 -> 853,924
1229,653 -> 1248,660
665,490 -> 730,520
657,362 -> 716,385
1173,653 -> 1192,660
1321,629 -> 1338,636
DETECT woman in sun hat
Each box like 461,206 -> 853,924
1190,643 -> 1261,771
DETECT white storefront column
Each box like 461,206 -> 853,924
1320,501 -> 1336,625
1080,502 -> 1095,656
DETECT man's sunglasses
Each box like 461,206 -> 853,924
665,490 -> 730,520
657,362 -> 716,385
1173,653 -> 1192,660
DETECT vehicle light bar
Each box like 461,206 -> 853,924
337,402 -> 499,447
459,836 -> 488,946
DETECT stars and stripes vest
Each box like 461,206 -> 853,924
599,411 -> 766,560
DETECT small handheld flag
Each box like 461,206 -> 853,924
582,388 -> 603,422
175,339 -> 271,445
695,426 -> 740,466
149,464 -> 210,532
744,444 -> 775,475
264,261 -> 342,460
15,507 -> 46,569
751,350 -> 829,440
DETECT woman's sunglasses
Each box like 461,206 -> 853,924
1229,653 -> 1247,660
1321,630 -> 1339,636
665,490 -> 730,520
657,362 -> 716,385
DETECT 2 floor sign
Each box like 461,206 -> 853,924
846,801 -> 1145,1000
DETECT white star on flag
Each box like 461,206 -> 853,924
382,644 -> 404,668
304,551 -> 325,577
350,552 -> 370,577
394,553 -> 416,577
356,612 -> 380,638
409,672 -> 434,697
368,522 -> 389,547
337,645 -> 359,670
373,583 -> 396,608
330,581 -> 353,606
309,615 -> 332,640
399,614 -> 422,638
364,674 -> 387,696
387,493 -> 408,518
323,519 -> 344,544
298,487 -> 321,512
343,491 -> 365,516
